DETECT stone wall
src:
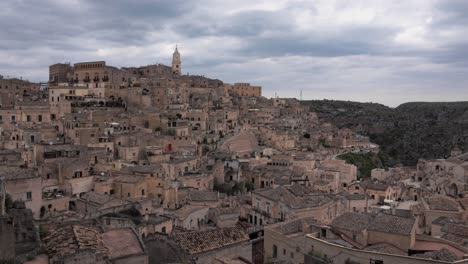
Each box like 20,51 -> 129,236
0,217 -> 15,259
84,203 -> 135,219
304,234 -> 468,264
195,241 -> 252,264
144,234 -> 188,264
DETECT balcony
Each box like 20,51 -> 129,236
252,206 -> 272,218
83,78 -> 91,83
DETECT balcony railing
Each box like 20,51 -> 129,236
252,206 -> 272,218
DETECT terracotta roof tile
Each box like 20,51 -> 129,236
426,195 -> 460,211
331,212 -> 375,233
172,226 -> 249,255
367,214 -> 415,235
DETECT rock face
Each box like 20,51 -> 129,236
219,131 -> 259,155
302,100 -> 468,166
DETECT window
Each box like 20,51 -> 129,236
74,171 -> 82,178
273,245 -> 278,258
38,115 -> 42,122
320,228 -> 326,238
26,192 -> 32,200
283,249 -> 286,255
26,115 -> 31,122
290,252 -> 294,258
141,189 -> 145,196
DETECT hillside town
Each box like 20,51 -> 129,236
1,48 -> 468,264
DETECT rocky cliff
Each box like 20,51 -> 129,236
302,100 -> 468,166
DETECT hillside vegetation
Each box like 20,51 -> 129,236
303,100 -> 468,166
336,152 -> 386,179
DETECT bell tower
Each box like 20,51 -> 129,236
172,46 -> 181,76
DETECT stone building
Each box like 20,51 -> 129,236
1,167 -> 42,219
421,195 -> 466,234
226,83 -> 262,97
49,63 -> 72,86
250,184 -> 344,226
171,225 -> 251,263
265,213 -> 468,264
44,224 -> 148,264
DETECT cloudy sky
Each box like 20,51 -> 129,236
1,0 -> 467,106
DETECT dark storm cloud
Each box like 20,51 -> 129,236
234,25 -> 398,58
436,0 -> 468,24
172,10 -> 293,38
0,0 -> 468,106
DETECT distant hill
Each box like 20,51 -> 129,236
302,100 -> 468,166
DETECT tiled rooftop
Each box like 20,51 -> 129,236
367,213 -> 415,236
172,226 -> 249,255
425,195 -> 460,211
331,212 -> 375,233
44,225 -> 109,261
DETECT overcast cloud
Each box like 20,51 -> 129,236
1,0 -> 467,106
